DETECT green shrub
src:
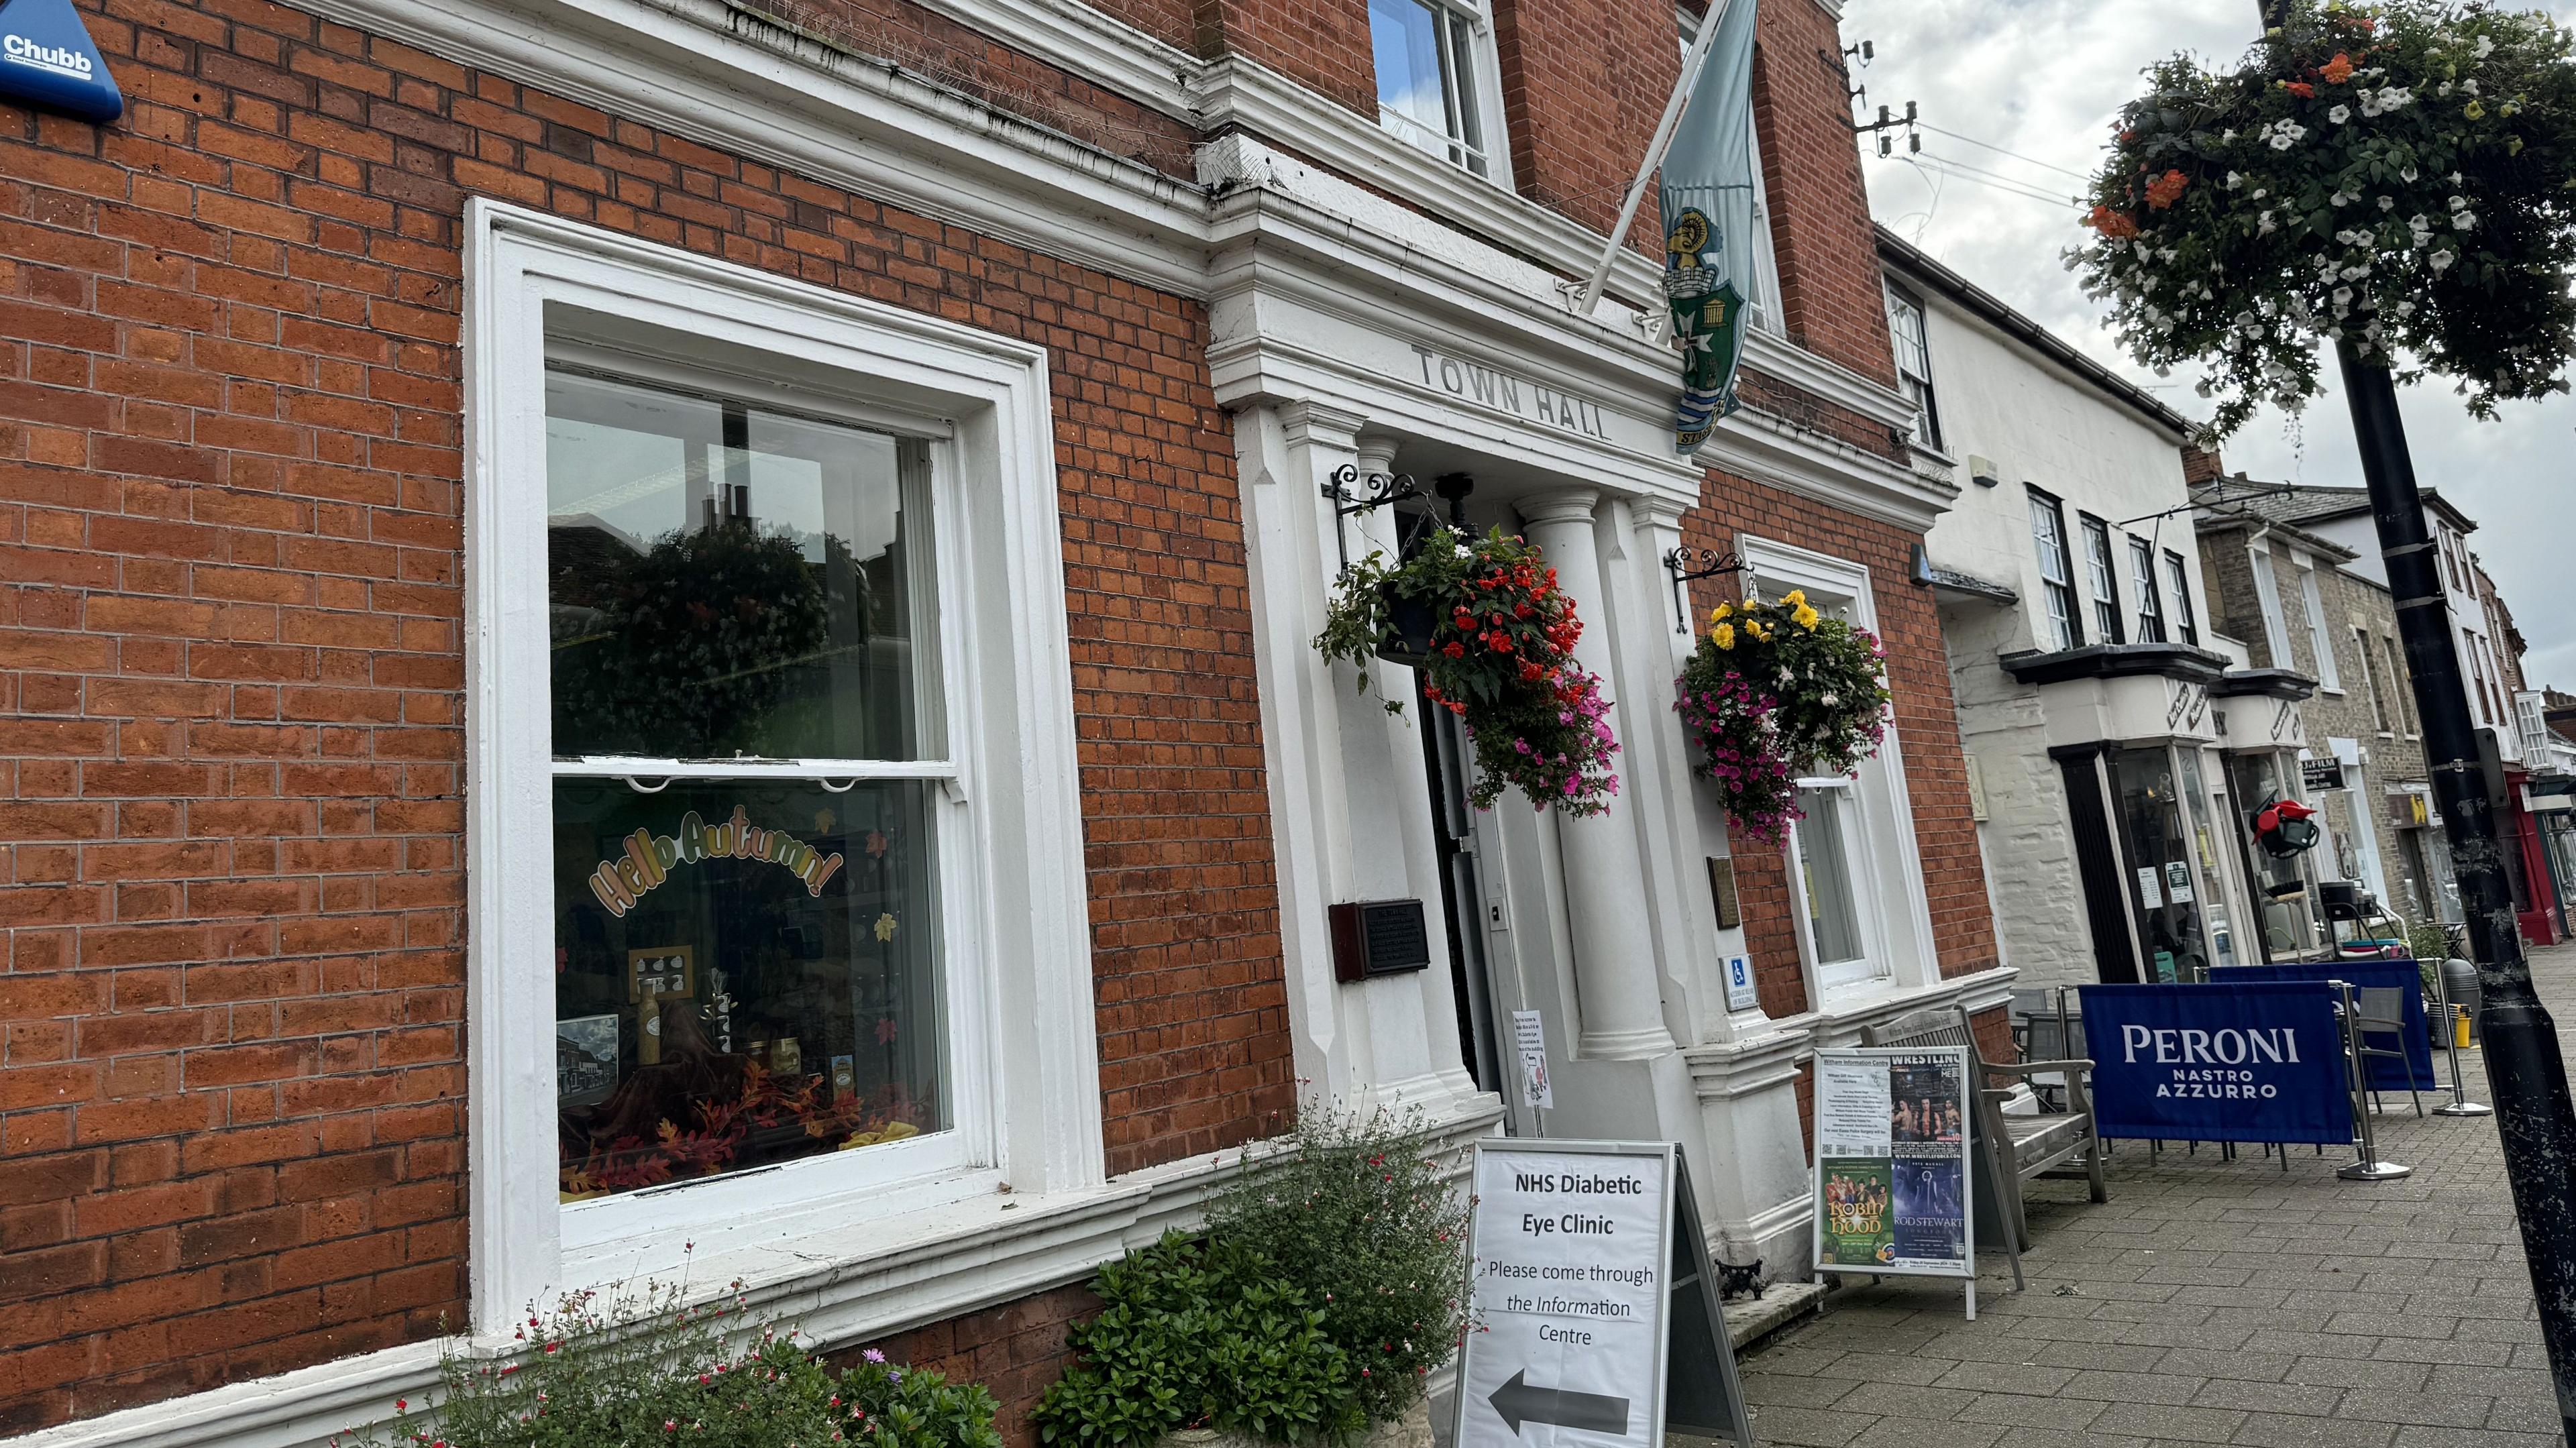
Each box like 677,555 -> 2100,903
2406,918 -> 2455,967
1032,1233 -> 1362,1448
337,1277 -> 1000,1448
1205,1105 -> 1471,1427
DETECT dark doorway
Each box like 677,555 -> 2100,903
1418,679 -> 1503,1091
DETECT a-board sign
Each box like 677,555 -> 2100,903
1811,1048 -> 1972,1280
1453,1139 -> 1752,1448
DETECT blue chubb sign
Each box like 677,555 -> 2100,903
0,0 -> 121,123
2079,983 -> 2354,1146
2210,959 -> 2436,1090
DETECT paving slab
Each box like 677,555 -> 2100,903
1728,940 -> 2576,1448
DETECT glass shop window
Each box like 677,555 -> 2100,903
2110,747 -> 2209,983
546,366 -> 949,1202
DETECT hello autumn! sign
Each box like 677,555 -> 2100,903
586,805 -> 846,917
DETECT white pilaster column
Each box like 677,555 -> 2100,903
1519,488 -> 1678,1062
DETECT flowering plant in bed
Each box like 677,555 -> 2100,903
1313,527 -> 1619,817
1672,590 -> 1889,844
337,1270 -> 1000,1448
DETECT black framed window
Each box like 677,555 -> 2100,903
2163,549 -> 2200,646
2080,514 -> 2123,645
1884,282 -> 1943,452
2130,536 -> 2165,643
2029,488 -> 2080,651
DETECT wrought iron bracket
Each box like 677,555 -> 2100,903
1664,544 -> 1744,634
1322,464 -> 1424,572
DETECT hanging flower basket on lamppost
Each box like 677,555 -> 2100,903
1314,528 -> 1621,818
2069,0 -> 2576,436
2076,1 -> 2576,1424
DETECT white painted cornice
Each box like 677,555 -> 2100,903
1682,1025 -> 1817,1100
299,0 -> 1920,453
908,0 -> 1202,119
1714,399 -> 1961,533
296,0 -> 1213,296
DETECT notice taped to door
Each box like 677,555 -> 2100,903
1453,1139 -> 1752,1448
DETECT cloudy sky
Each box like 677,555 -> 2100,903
1839,0 -> 2576,687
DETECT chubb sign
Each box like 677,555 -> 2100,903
0,0 -> 123,122
4,33 -> 90,75
2081,984 -> 2353,1145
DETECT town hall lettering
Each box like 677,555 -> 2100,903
1410,344 -> 1613,441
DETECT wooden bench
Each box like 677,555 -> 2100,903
1860,1003 -> 2108,1253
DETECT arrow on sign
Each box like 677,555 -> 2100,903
1487,1370 -> 1631,1435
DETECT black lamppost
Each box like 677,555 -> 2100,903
2333,347 -> 2576,1439
2242,5 -> 2576,1436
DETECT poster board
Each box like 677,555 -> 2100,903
1811,1048 -> 1973,1284
1452,1139 -> 1752,1448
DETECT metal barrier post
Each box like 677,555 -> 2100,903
2334,979 -> 2412,1181
2430,958 -> 2493,1117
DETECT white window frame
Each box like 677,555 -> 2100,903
2079,514 -> 2123,646
2248,540 -> 2295,667
1371,0 -> 1511,183
1739,535 -> 1940,1004
2028,488 -> 2079,652
466,201 -> 1100,1331
2355,624 -> 2392,735
2130,536 -> 2165,644
1882,281 -> 1939,449
2163,548 -> 2200,648
2294,555 -> 2341,691
2384,633 -> 2417,737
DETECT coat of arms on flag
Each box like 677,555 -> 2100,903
1665,209 -> 1746,455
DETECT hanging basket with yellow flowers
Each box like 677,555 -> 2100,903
1672,590 -> 1890,844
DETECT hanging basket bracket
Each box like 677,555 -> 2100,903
1664,545 -> 1743,633
1322,463 -> 1425,573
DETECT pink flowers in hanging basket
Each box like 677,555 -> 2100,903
1673,591 -> 1889,845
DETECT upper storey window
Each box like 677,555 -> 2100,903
1371,0 -> 1493,176
1883,282 -> 1941,450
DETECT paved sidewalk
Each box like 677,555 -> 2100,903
1729,942 -> 2576,1447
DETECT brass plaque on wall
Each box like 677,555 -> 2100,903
1705,857 -> 1740,930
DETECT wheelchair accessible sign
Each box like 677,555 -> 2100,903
0,0 -> 122,123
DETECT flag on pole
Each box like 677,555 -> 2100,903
1660,0 -> 1759,457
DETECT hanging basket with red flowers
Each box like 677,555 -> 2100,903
1315,527 -> 1621,817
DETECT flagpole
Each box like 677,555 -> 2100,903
1573,0 -> 1734,315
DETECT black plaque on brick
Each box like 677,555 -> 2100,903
1328,899 -> 1433,983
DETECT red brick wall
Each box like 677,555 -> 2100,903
1490,0 -> 1678,247
1748,0 -> 1898,386
859,1282 -> 1099,1448
0,0 -> 1289,1432
1677,472 -> 2000,1028
1192,0 -> 1377,119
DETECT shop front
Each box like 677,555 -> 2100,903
1993,647 -> 2332,983
2210,669 -> 2327,962
2002,645 -> 2253,984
